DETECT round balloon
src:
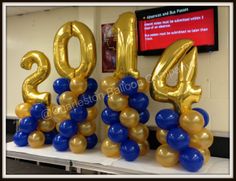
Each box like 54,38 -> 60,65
53,134 -> 69,151
129,123 -> 149,143
86,106 -> 98,121
139,109 -> 150,124
179,147 -> 204,172
69,134 -> 87,153
59,91 -> 77,106
53,78 -> 70,95
179,110 -> 204,134
28,130 -> 45,148
137,77 -> 148,92
70,106 -> 87,123
44,131 -> 57,144
38,119 -> 55,132
100,76 -> 119,94
104,94 -> 109,107
19,116 -> 37,134
69,76 -> 87,96
155,144 -> 179,167
120,140 -> 140,161
156,127 -> 168,144
30,103 -> 47,120
193,108 -> 209,127
78,120 -> 96,137
119,76 -> 138,96
155,109 -> 179,130
108,123 -> 128,143
86,134 -> 98,149
13,131 -> 28,146
120,107 -> 139,128
101,137 -> 120,158
86,78 -> 98,93
101,108 -> 120,125
167,127 -> 190,151
78,92 -> 97,108
107,93 -> 128,112
59,120 -> 78,138
138,141 -> 149,156
15,102 -> 32,118
128,92 -> 149,112
52,105 -> 70,122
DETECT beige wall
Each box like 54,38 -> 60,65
6,6 -> 229,139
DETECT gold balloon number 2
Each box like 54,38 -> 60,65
21,51 -> 51,105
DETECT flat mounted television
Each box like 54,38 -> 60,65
135,6 -> 218,55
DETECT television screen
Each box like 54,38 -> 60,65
135,6 -> 218,55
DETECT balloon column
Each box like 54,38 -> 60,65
150,39 -> 213,172
14,51 -> 56,148
52,21 -> 98,153
101,12 -> 150,161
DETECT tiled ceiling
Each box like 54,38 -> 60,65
6,7 -> 60,16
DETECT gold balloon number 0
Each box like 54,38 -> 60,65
53,21 -> 96,79
21,51 -> 51,105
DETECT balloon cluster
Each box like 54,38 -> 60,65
101,75 -> 150,161
52,77 -> 98,153
14,103 -> 56,148
155,108 -> 213,172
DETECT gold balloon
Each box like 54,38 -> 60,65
105,125 -> 110,135
179,110 -> 204,134
54,21 -> 96,79
138,141 -> 149,156
38,119 -> 55,132
101,137 -> 120,158
78,120 -> 96,136
100,76 -> 119,94
120,107 -> 139,128
52,105 -> 70,122
155,144 -> 179,167
190,128 -> 214,149
137,77 -> 149,92
112,12 -> 139,79
56,122 -> 60,132
86,106 -> 98,121
70,76 -> 87,96
21,51 -> 51,105
108,93 -> 128,112
150,39 -> 202,113
28,131 -> 45,148
45,103 -> 56,120
69,134 -> 87,153
129,123 -> 149,142
156,127 -> 168,144
15,103 -> 32,118
59,91 -> 77,107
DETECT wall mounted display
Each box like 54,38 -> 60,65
136,6 -> 218,55
100,12 -> 150,162
101,23 -> 116,72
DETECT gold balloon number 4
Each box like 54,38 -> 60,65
150,39 -> 213,171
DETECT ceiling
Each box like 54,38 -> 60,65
6,7 -> 60,16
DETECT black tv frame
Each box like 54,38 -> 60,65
135,6 -> 219,56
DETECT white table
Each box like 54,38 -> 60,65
6,142 -> 230,175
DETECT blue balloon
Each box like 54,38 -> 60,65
101,108 -> 120,125
59,120 -> 77,138
70,106 -> 87,123
193,108 -> 209,127
155,109 -> 179,130
56,94 -> 60,105
86,78 -> 98,93
128,92 -> 149,112
53,134 -> 69,151
13,131 -> 28,146
78,92 -> 97,108
108,123 -> 128,143
179,147 -> 204,172
86,134 -> 98,149
30,103 -> 47,120
104,94 -> 109,107
44,131 -> 57,144
167,128 -> 190,151
120,140 -> 140,161
19,116 -> 37,134
119,76 -> 138,96
53,78 -> 70,95
139,109 -> 150,124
